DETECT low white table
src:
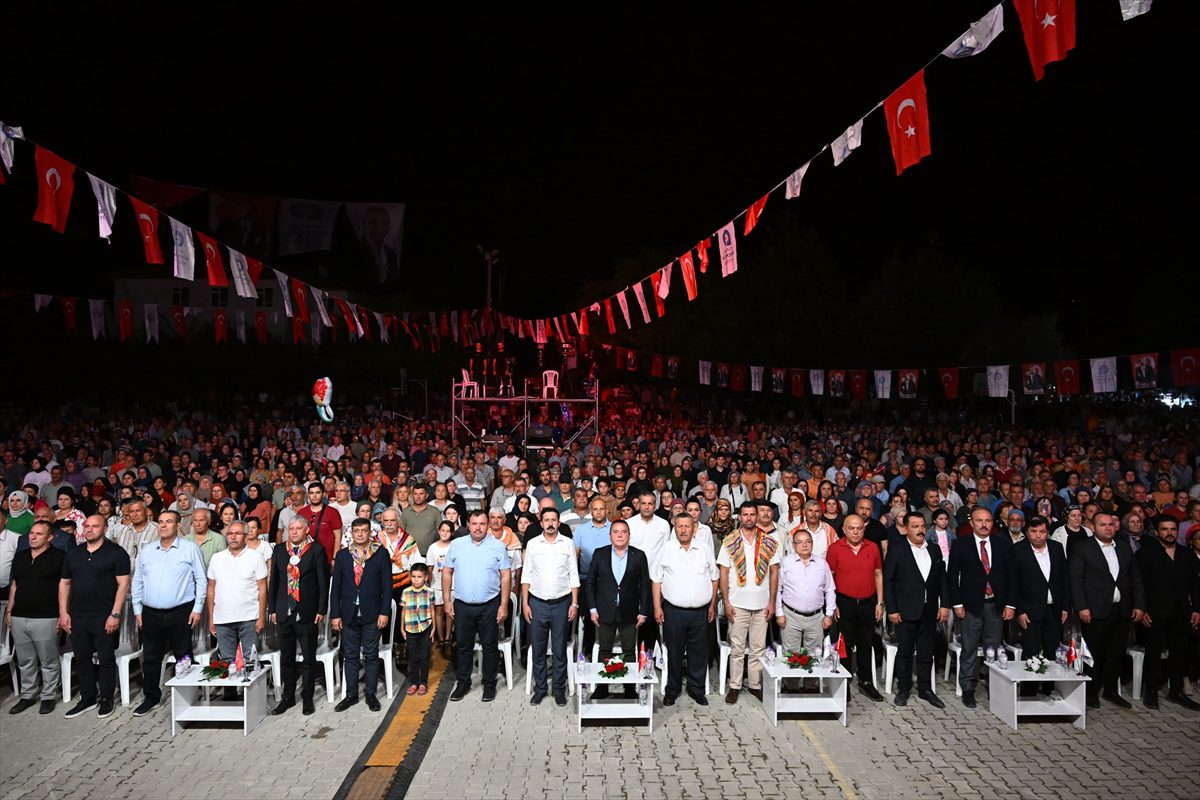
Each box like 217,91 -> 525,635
759,657 -> 849,726
575,663 -> 656,733
985,661 -> 1090,730
166,666 -> 270,737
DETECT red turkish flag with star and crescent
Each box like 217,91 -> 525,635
60,297 -> 78,334
849,370 -> 868,401
1014,0 -> 1076,81
128,198 -> 165,264
255,311 -> 268,344
1054,360 -> 1080,396
196,232 -> 228,287
117,301 -> 134,342
679,253 -> 699,301
743,193 -> 769,236
790,369 -> 806,398
213,309 -> 228,343
938,368 -> 959,399
289,279 -> 310,322
883,70 -> 932,175
32,146 -> 76,233
1172,349 -> 1200,387
171,306 -> 187,338
695,237 -> 711,273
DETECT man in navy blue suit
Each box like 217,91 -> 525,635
330,518 -> 391,712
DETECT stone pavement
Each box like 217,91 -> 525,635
405,677 -> 1200,800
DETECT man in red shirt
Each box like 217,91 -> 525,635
826,514 -> 884,701
298,481 -> 340,565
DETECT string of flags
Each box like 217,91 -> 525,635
0,1 -> 1156,349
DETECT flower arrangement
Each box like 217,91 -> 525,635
201,657 -> 232,681
783,649 -> 815,673
598,657 -> 628,679
1023,655 -> 1050,674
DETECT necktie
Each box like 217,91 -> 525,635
980,539 -> 992,597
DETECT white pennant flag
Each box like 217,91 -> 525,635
750,366 -> 764,392
235,311 -> 247,344
987,365 -> 1010,398
942,5 -> 1004,58
717,222 -> 739,277
1120,0 -> 1152,21
34,294 -> 53,312
310,287 -> 333,327
275,270 -> 293,317
170,218 -> 195,281
311,315 -> 322,344
615,291 -> 632,329
0,122 -> 23,175
351,304 -> 365,337
1090,357 -> 1118,393
227,249 -> 257,298
374,311 -> 389,343
831,119 -> 864,166
657,263 -> 673,299
785,162 -> 811,200
810,370 -> 825,396
698,360 -> 712,386
631,282 -> 651,323
144,303 -> 159,343
88,299 -> 106,340
875,370 -> 892,399
88,174 -> 118,240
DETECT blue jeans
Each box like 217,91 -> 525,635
529,595 -> 571,696
340,613 -> 381,699
215,620 -> 258,662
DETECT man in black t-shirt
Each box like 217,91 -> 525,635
60,515 -> 131,719
855,498 -> 890,560
7,521 -> 67,714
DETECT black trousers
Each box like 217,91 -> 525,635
1082,612 -> 1130,699
340,613 -> 381,700
140,602 -> 194,704
1144,614 -> 1189,697
580,614 -> 596,660
407,627 -> 432,685
69,615 -> 118,705
663,602 -> 708,698
454,595 -> 500,690
597,618 -> 638,662
894,613 -> 937,693
529,595 -> 571,696
836,594 -> 877,684
279,614 -> 320,702
1022,606 -> 1064,694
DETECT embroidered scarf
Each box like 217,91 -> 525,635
351,541 -> 381,586
287,537 -> 313,604
723,528 -> 778,587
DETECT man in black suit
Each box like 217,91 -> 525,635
1012,515 -> 1069,696
584,519 -> 652,700
330,518 -> 392,712
268,517 -> 329,716
1135,516 -> 1200,710
884,512 -> 950,708
1069,511 -> 1145,709
947,507 -> 1016,708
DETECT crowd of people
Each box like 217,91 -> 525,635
2,395 -> 1198,723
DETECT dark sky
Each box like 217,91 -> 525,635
2,3 -> 1195,364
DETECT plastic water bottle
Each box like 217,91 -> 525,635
637,683 -> 648,706
249,644 -> 259,675
175,655 -> 192,676
577,652 -> 586,679
997,648 -> 1008,670
984,647 -> 996,664
764,645 -> 776,665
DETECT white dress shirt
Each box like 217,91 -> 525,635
628,514 -> 672,566
1032,544 -> 1053,604
651,539 -> 718,608
911,541 -> 932,582
1098,539 -> 1121,602
715,530 -> 781,610
521,533 -> 580,601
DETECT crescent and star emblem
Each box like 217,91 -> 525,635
137,212 -> 155,239
895,98 -> 918,138
45,168 -> 61,192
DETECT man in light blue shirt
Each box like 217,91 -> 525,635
443,510 -> 511,703
574,497 -> 613,656
130,511 -> 207,716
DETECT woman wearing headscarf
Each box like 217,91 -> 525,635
708,498 -> 737,556
140,490 -> 166,523
6,491 -> 35,535
241,484 -> 273,532
173,490 -> 197,538
505,494 -> 535,532
54,487 -> 88,543
22,457 -> 51,492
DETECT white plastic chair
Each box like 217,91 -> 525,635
715,602 -> 732,694
881,621 -> 938,694
460,369 -> 480,399
340,599 -> 398,701
299,594 -> 340,704
525,600 -> 575,696
162,606 -> 217,688
474,592 -> 519,691
542,370 -> 559,399
657,622 -> 712,696
942,616 -> 981,697
1119,644 -> 1167,699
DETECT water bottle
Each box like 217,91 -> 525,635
175,655 -> 192,676
249,644 -> 259,675
637,684 -> 648,706
1056,645 -> 1067,668
997,648 -> 1008,670
764,645 -> 776,665
577,652 -> 586,680
984,647 -> 996,664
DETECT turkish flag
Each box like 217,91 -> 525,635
255,311 -> 268,344
333,297 -> 358,338
289,279 -> 310,322
743,193 -> 769,236
731,365 -> 747,393
1054,360 -> 1080,395
171,306 -> 188,338
883,70 -> 931,175
679,254 -> 699,301
1172,349 -> 1200,386
1014,0 -> 1075,81
33,147 -> 76,233
648,273 -> 666,316
60,297 -> 78,334
245,255 -> 267,285
849,370 -> 867,401
128,198 -> 165,265
604,299 -> 616,334
790,369 -> 806,398
651,354 -> 664,378
358,308 -> 372,341
938,368 -> 959,399
292,317 -> 306,344
695,237 -> 711,273
117,300 -> 134,342
214,309 -> 228,343
196,232 -> 228,287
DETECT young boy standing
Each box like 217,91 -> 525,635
401,562 -> 434,695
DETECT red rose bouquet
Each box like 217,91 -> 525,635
783,648 -> 815,673
598,657 -> 629,679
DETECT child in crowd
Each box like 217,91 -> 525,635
401,562 -> 434,695
424,521 -> 455,652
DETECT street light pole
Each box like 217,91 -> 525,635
478,246 -> 499,310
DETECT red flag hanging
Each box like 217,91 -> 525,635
650,354 -> 664,378
679,254 -> 698,301
292,317 -> 306,344
333,297 -> 359,338
289,279 -> 310,322
214,309 -> 228,343
127,198 -> 165,265
849,370 -> 867,401
730,365 -> 747,393
32,147 -> 76,233
196,232 -> 229,287
743,193 -> 769,236
1014,0 -> 1076,81
883,70 -> 932,175
898,369 -> 919,399
1171,349 -> 1200,386
695,237 -> 711,273
358,308 -> 373,341
117,301 -> 134,342
604,299 -> 616,334
171,305 -> 188,338
60,297 -> 78,334
1130,352 -> 1159,389
254,311 -> 268,344
1054,360 -> 1080,395
938,368 -> 959,399
648,273 -> 666,317
790,369 -> 806,398
245,255 -> 267,285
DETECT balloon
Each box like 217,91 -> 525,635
312,377 -> 334,422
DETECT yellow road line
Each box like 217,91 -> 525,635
799,721 -> 858,800
364,649 -> 449,767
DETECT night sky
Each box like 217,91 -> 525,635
2,3 -> 1194,369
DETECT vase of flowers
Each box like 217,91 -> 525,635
783,649 -> 815,673
598,657 -> 628,679
201,657 -> 232,681
1023,655 -> 1050,675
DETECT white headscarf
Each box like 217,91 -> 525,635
7,491 -> 31,519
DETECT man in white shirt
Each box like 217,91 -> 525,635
329,482 -> 358,538
206,521 -> 268,668
651,515 -> 717,706
770,470 -> 803,522
521,507 -> 579,706
717,502 -> 781,704
719,473 -> 748,508
627,493 -> 672,567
